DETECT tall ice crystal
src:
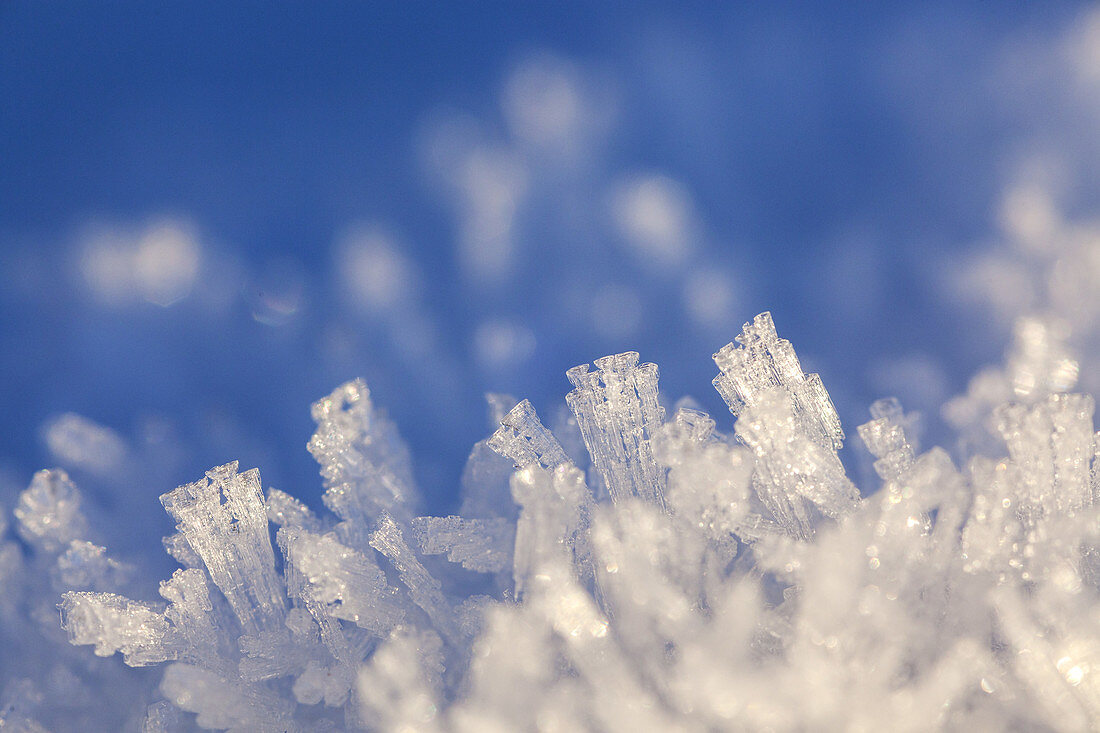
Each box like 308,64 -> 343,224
713,312 -> 858,538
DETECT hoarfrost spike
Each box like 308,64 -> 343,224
714,313 -> 857,537
309,379 -> 418,524
566,351 -> 666,505
488,399 -> 571,470
159,462 -> 286,634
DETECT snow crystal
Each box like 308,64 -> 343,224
566,351 -> 666,505
160,462 -> 286,635
309,379 -> 418,523
487,398 -> 570,471
278,526 -> 403,639
15,469 -> 89,553
714,313 -> 858,538
29,278 -> 1100,730
369,514 -> 459,645
59,593 -> 171,666
410,515 -> 512,574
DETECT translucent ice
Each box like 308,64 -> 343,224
566,351 -> 666,505
278,526 -> 403,640
160,462 -> 286,634
309,379 -> 419,524
42,279 -> 1100,730
59,592 -> 171,666
15,469 -> 89,553
714,313 -> 859,538
487,399 -> 571,471
858,397 -> 917,482
410,515 -> 512,573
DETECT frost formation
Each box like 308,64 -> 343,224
5,272 -> 1100,729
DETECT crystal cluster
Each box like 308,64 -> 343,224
713,312 -> 858,538
3,294 -> 1100,730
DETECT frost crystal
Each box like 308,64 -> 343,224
278,526 -> 403,639
487,398 -> 570,470
160,462 -> 286,635
59,593 -> 171,665
714,312 -> 858,538
566,352 -> 666,505
857,397 -> 917,481
713,311 -> 844,450
369,515 -> 460,645
33,275 -> 1100,732
309,379 -> 418,524
15,469 -> 88,552
411,515 -> 512,573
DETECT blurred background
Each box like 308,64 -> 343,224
3,3 -> 1100,549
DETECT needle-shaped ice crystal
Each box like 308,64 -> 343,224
265,487 -> 324,532
162,532 -> 202,569
308,379 -> 418,524
858,398 -> 917,482
160,462 -> 285,634
488,399 -> 571,470
713,311 -> 844,450
411,516 -> 513,573
713,313 -> 857,538
369,514 -> 459,645
59,593 -> 171,666
60,567 -> 221,670
278,527 -> 403,642
566,351 -> 666,505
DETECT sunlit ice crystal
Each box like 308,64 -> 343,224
36,267 -> 1100,731
278,525 -> 404,640
713,311 -> 844,451
59,593 -> 172,666
309,378 -> 419,524
487,398 -> 571,471
566,351 -> 666,505
858,397 -> 918,482
713,313 -> 858,539
410,515 -> 513,574
160,461 -> 286,635
369,513 -> 462,646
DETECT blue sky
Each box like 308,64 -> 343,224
1,3 -> 1095,529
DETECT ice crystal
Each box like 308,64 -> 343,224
566,352 -> 666,505
487,398 -> 570,471
713,312 -> 859,539
159,462 -> 286,635
8,269 -> 1100,730
15,469 -> 89,553
309,379 -> 419,524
